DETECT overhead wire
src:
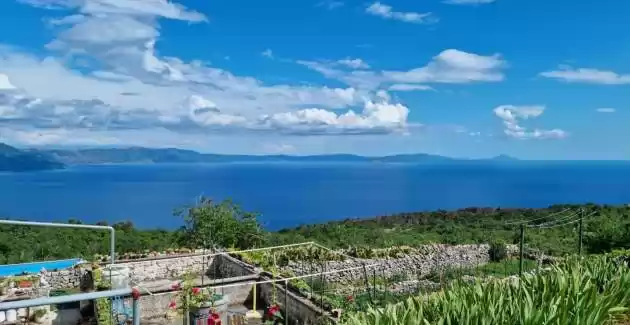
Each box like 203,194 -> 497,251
531,211 -> 597,229
528,210 -> 582,228
504,207 -> 573,226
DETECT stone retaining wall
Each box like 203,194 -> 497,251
289,244 -> 492,283
259,280 -> 332,325
41,269 -> 87,290
116,254 -> 214,284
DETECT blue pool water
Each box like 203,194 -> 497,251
0,258 -> 83,277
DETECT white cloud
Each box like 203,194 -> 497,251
388,84 -> 433,91
262,143 -> 297,154
336,58 -> 370,69
261,49 -> 274,58
0,73 -> 16,90
596,108 -> 616,113
493,105 -> 567,140
366,2 -> 436,24
540,66 -> 630,85
3,0 -> 420,151
384,49 -> 505,84
297,49 -> 505,91
443,0 -> 496,5
316,1 -> 344,10
259,100 -> 409,135
21,0 -> 207,21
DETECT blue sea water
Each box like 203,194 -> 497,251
1,162 -> 630,230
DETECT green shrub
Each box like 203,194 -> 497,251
488,241 -> 507,262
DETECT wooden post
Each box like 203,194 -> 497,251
519,224 -> 525,277
578,209 -> 584,255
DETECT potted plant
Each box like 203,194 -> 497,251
170,273 -> 220,325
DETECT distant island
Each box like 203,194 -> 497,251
0,143 -> 523,172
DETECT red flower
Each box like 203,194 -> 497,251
207,313 -> 221,325
171,282 -> 181,290
346,295 -> 354,302
266,305 -> 281,318
168,301 -> 177,309
192,287 -> 201,295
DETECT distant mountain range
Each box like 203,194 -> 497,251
0,144 -> 65,172
40,147 -> 519,165
0,143 -> 521,172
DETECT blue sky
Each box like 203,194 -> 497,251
0,0 -> 628,159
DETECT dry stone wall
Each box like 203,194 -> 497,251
288,244 -> 493,283
41,269 -> 87,290
116,254 -> 214,284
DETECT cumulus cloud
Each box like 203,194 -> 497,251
384,49 -> 505,84
261,49 -> 274,58
336,58 -> 370,69
596,108 -> 616,113
443,0 -> 496,5
0,73 -> 16,90
365,2 -> 436,24
493,105 -> 567,140
20,0 -> 207,21
297,49 -> 505,91
1,0 -> 419,145
540,66 -> 630,85
259,100 -> 409,135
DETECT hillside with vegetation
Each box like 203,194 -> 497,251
0,199 -> 628,264
0,143 -> 64,172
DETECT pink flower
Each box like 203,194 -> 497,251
346,295 -> 354,302
171,282 -> 181,290
168,301 -> 177,309
192,287 -> 201,295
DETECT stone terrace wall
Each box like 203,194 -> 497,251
41,268 -> 87,290
259,280 -> 331,325
115,254 -> 214,283
289,244 -> 492,283
210,254 -> 258,304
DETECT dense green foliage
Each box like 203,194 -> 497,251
1,201 -> 629,264
343,255 -> 630,325
272,203 -> 630,255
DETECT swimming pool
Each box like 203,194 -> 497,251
0,258 -> 84,277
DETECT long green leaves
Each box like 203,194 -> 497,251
344,256 -> 630,325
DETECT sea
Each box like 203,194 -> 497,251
1,162 -> 630,230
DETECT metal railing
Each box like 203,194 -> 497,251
0,288 -> 140,325
0,219 -> 116,266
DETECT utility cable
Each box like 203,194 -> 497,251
528,210 -> 582,228
504,207 -> 572,226
532,211 -> 597,229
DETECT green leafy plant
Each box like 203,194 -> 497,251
343,255 -> 630,325
170,271 -> 218,312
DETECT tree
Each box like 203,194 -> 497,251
175,197 -> 265,250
